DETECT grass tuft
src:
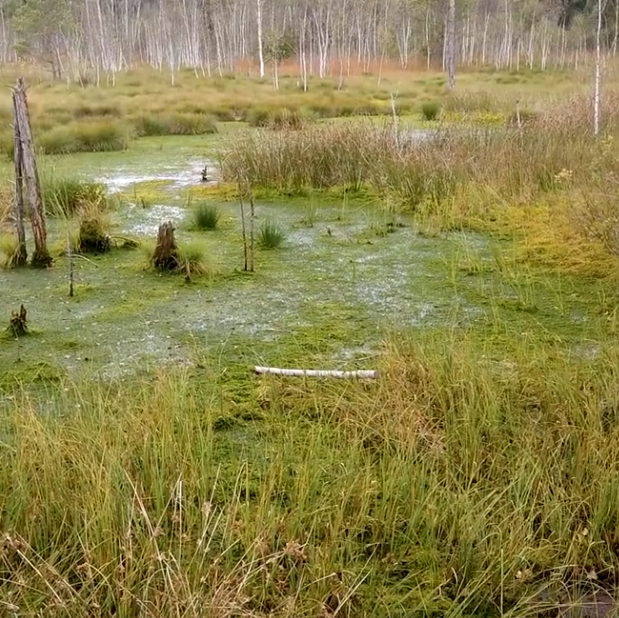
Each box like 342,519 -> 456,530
258,218 -> 287,249
420,100 -> 441,121
38,120 -> 130,154
190,202 -> 221,230
0,234 -> 19,269
41,175 -> 107,217
176,240 -> 215,276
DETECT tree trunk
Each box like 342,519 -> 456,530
257,0 -> 265,77
594,0 -> 603,136
12,78 -> 51,268
152,221 -> 178,271
249,194 -> 255,273
11,101 -> 27,267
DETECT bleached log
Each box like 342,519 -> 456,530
254,366 -> 378,379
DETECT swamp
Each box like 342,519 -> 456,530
2,64 -> 619,617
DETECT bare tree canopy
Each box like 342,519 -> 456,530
0,0 -> 615,77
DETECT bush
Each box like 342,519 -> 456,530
420,101 -> 441,121
191,202 -> 221,230
258,219 -> 287,249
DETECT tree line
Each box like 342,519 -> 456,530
0,0 -> 616,82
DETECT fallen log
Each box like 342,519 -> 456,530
254,366 -> 378,379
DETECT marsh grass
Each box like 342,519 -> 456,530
0,233 -> 20,268
190,201 -> 221,230
258,218 -> 287,249
176,240 -> 214,276
143,238 -> 214,277
77,205 -> 112,253
41,175 -> 107,217
132,112 -> 218,136
38,120 -> 130,154
0,65 -> 585,156
219,96 -> 619,275
3,332 -> 619,615
420,100 -> 441,121
247,106 -> 315,129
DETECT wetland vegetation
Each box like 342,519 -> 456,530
3,65 -> 619,617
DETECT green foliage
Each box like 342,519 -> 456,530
191,202 -> 221,230
420,100 -> 441,121
258,218 -> 287,249
220,103 -> 618,217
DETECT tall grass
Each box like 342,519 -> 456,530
190,202 -> 221,230
219,98 -> 619,213
41,175 -> 107,217
38,120 -> 130,154
2,333 -> 619,615
258,218 -> 287,249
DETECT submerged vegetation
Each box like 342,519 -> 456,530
4,69 -> 619,616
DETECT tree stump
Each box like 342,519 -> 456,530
152,222 -> 178,271
9,305 -> 28,337
12,78 -> 51,268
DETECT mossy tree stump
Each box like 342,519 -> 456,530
9,305 -> 28,336
153,222 -> 178,271
78,213 -> 111,254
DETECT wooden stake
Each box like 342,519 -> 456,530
254,366 -> 378,379
67,229 -> 74,297
248,191 -> 255,273
239,190 -> 248,271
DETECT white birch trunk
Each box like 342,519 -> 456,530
257,0 -> 265,77
446,0 -> 456,89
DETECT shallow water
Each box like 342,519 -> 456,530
0,136 -> 612,380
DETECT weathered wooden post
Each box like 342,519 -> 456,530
248,192 -> 255,273
12,78 -> 51,268
239,190 -> 249,271
11,102 -> 27,266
